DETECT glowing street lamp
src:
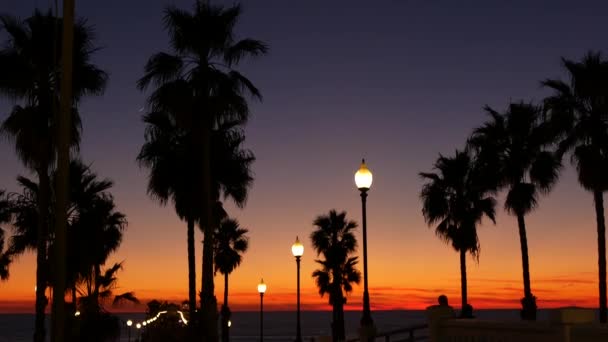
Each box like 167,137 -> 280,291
258,279 -> 267,342
292,237 -> 304,342
355,159 -> 376,340
136,323 -> 142,340
126,320 -> 132,342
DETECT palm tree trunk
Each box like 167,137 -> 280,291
594,190 -> 607,323
221,273 -> 230,342
34,167 -> 50,342
517,213 -> 536,320
53,1 -> 75,340
93,264 -> 101,312
331,299 -> 338,342
224,273 -> 228,308
335,294 -> 346,341
200,117 -> 218,341
459,249 -> 467,314
187,218 -> 196,338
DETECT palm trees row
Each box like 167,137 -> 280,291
136,2 -> 263,340
420,51 -> 608,323
0,9 -> 109,341
0,2 -> 261,341
0,158 -> 137,340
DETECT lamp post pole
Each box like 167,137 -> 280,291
136,323 -> 141,341
360,188 -> 372,325
258,279 -> 267,342
260,292 -> 264,342
355,159 -> 376,341
295,255 -> 302,342
292,237 -> 304,342
126,320 -> 132,342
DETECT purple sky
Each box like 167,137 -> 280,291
2,0 -> 608,309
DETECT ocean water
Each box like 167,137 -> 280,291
0,310 -> 553,342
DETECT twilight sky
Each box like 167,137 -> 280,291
1,0 -> 607,312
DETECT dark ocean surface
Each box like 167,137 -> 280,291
0,309 -> 557,342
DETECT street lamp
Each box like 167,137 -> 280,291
355,159 -> 376,340
136,323 -> 142,341
292,236 -> 304,342
258,278 -> 267,342
126,320 -> 132,342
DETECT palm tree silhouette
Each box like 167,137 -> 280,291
420,150 -> 497,315
543,51 -> 608,323
311,210 -> 361,341
0,190 -> 12,281
0,10 -> 107,341
137,3 -> 266,338
77,262 -> 139,342
214,217 -> 249,342
138,109 -> 255,332
65,161 -> 127,307
138,109 -> 201,326
8,161 -> 127,307
468,102 -> 561,320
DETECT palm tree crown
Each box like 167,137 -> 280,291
0,10 -> 107,169
137,3 -> 267,129
214,218 -> 249,276
420,150 -> 497,257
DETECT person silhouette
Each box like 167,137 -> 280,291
438,295 -> 449,307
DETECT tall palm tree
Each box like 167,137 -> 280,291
0,190 -> 12,280
138,109 -> 200,327
420,150 -> 497,315
543,51 -> 608,323
310,210 -> 361,341
138,109 -> 254,334
468,102 -> 561,320
137,3 -> 266,338
214,217 -> 249,342
0,10 -> 107,341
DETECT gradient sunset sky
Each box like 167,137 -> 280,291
1,0 -> 607,313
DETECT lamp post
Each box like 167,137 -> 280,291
292,237 -> 304,342
136,323 -> 142,341
355,159 -> 376,340
126,320 -> 132,342
258,279 -> 267,342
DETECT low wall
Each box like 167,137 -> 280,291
427,307 -> 606,342
438,319 -> 562,342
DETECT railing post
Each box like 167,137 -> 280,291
385,335 -> 390,342
408,330 -> 414,342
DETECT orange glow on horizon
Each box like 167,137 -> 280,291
0,275 -> 598,313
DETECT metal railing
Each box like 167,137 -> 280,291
347,323 -> 429,342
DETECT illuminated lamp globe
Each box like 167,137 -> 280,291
291,236 -> 304,257
127,320 -> 132,327
355,159 -> 373,190
257,279 -> 267,294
